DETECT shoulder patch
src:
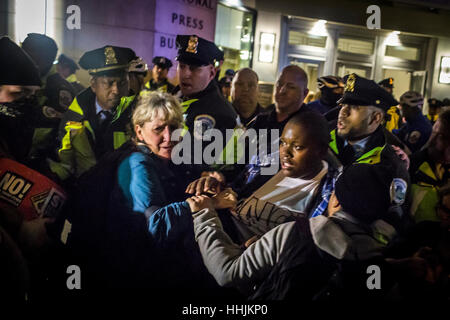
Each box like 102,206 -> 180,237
59,89 -> 73,109
390,178 -> 407,205
193,114 -> 216,140
43,106 -> 63,119
408,130 -> 421,145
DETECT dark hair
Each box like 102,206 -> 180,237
286,111 -> 330,152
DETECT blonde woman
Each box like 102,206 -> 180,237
69,91 -> 233,292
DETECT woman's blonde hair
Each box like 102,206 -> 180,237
132,91 -> 183,129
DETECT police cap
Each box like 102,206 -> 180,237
338,73 -> 398,112
225,69 -> 235,77
428,98 -> 443,108
152,56 -> 173,69
0,36 -> 41,86
79,45 -> 137,76
56,54 -> 79,72
378,77 -> 394,89
176,34 -> 222,66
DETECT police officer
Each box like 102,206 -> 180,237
54,45 -> 137,180
175,34 -> 238,164
307,75 -> 344,115
56,53 -> 85,94
144,56 -> 175,93
394,91 -> 432,153
128,57 -> 148,95
409,109 -> 450,222
378,77 -> 401,132
427,98 -> 443,125
331,74 -> 410,229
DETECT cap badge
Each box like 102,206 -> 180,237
160,58 -> 165,64
375,99 -> 380,104
186,36 -> 199,54
345,73 -> 356,92
104,46 -> 118,65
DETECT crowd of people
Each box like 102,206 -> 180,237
0,31 -> 449,303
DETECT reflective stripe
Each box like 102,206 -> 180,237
59,120 -> 94,153
60,121 -> 83,153
329,130 -> 339,155
180,99 -> 199,137
66,74 -> 78,83
417,161 -> 437,181
181,98 -> 199,113
356,146 -> 384,164
67,97 -> 84,116
112,95 -> 135,122
113,131 -> 128,149
215,126 -> 245,165
410,184 -> 439,222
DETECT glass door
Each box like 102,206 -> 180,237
288,56 -> 324,94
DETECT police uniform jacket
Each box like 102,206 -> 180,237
409,148 -> 449,222
145,78 -> 176,94
183,80 -> 237,139
54,88 -> 135,180
394,113 -> 432,153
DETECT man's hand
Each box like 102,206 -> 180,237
186,171 -> 226,196
212,188 -> 237,210
186,195 -> 214,213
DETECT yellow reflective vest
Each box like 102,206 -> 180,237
52,90 -> 135,180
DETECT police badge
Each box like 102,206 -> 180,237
345,73 -> 356,92
186,36 -> 199,54
390,178 -> 407,205
104,46 -> 118,65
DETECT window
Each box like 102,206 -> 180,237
15,0 -> 55,42
385,45 -> 420,61
338,38 -> 374,55
288,30 -> 327,48
215,3 -> 255,74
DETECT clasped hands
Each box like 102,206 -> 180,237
185,171 -> 237,213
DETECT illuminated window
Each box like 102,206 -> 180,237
215,3 -> 255,74
385,45 -> 420,61
288,30 -> 326,48
15,0 -> 55,43
338,38 -> 374,55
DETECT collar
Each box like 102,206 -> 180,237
95,99 -> 103,114
183,80 -> 220,100
344,135 -> 371,150
236,103 -> 264,125
95,98 -> 113,115
268,103 -> 308,125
